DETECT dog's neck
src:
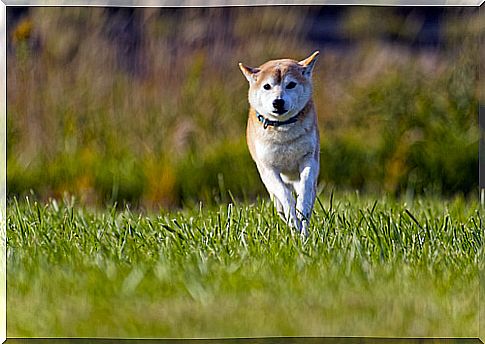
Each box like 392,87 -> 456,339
255,101 -> 312,130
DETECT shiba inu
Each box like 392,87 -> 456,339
239,51 -> 320,237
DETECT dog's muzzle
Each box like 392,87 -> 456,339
272,99 -> 287,115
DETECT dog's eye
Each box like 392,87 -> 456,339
286,82 -> 297,89
263,84 -> 271,90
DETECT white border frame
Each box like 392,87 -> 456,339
0,2 -> 482,344
1,0 -> 485,6
1,1 -> 6,343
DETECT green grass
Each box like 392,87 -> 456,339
7,193 -> 482,337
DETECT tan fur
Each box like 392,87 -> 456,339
239,52 -> 320,236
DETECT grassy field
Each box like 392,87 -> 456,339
7,192 -> 481,337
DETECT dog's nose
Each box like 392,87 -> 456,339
273,99 -> 285,109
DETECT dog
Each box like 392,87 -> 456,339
239,51 -> 320,236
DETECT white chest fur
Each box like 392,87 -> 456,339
253,115 -> 318,175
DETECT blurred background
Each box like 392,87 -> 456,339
6,6 -> 482,208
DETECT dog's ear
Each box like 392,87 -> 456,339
298,51 -> 319,77
239,63 -> 260,83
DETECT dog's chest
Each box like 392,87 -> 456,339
254,124 -> 316,173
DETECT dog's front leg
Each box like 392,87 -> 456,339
270,193 -> 286,222
258,165 -> 301,231
295,159 -> 319,237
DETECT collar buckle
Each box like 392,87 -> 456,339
263,118 -> 270,129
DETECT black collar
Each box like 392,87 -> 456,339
256,112 -> 300,129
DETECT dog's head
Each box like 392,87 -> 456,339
239,51 -> 319,121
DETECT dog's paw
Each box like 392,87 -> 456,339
300,220 -> 309,238
289,217 -> 302,233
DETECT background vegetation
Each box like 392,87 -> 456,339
6,7 -> 482,208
